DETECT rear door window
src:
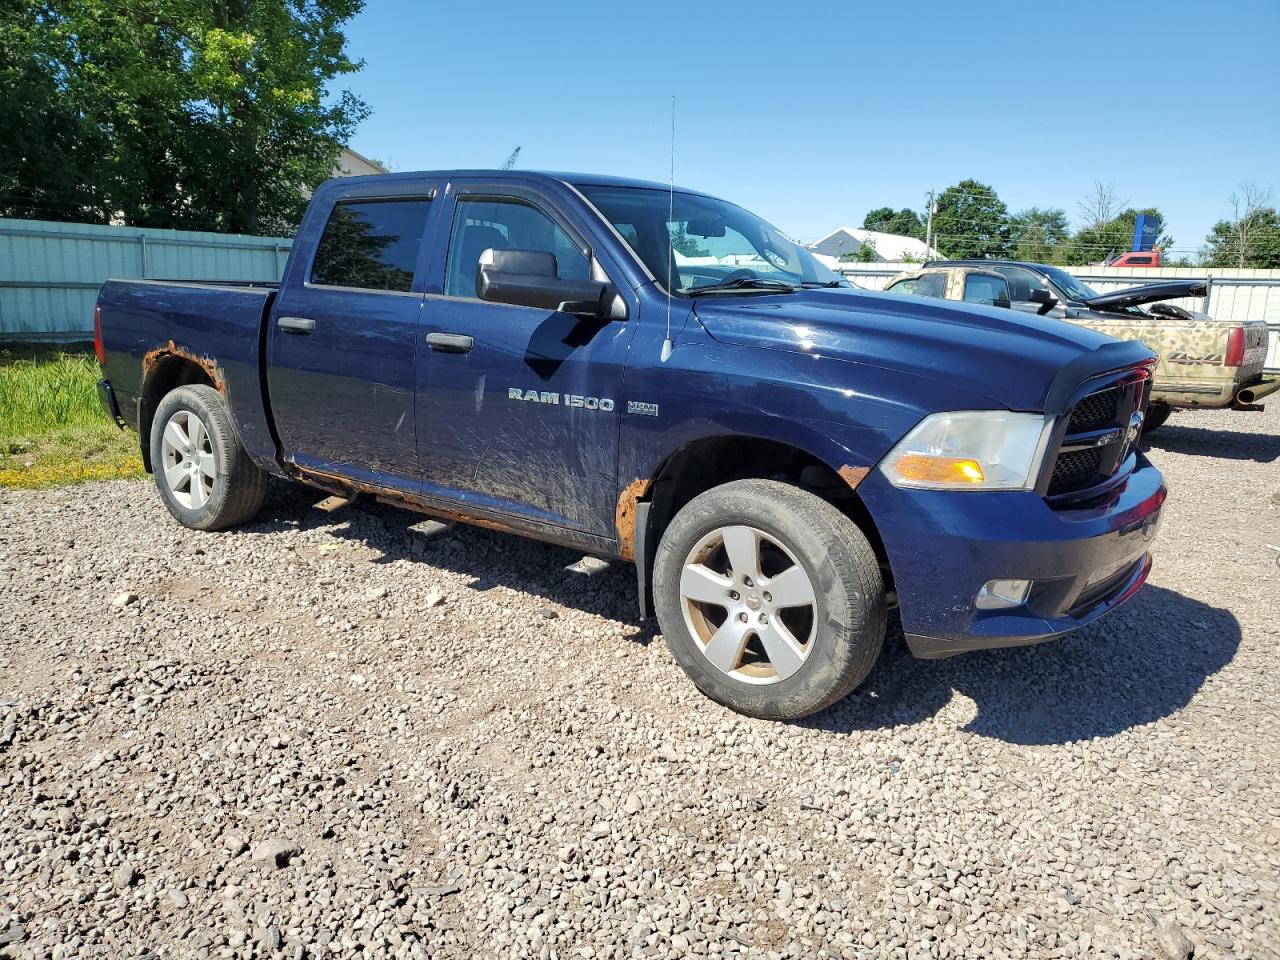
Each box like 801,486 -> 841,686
887,273 -> 946,299
310,199 -> 431,292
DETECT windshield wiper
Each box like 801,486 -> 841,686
798,280 -> 846,288
685,277 -> 797,296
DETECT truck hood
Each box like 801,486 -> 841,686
1082,279 -> 1206,311
693,288 -> 1147,412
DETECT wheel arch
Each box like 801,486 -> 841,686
138,352 -> 221,472
627,433 -> 893,618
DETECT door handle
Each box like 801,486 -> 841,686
425,332 -> 474,354
277,316 -> 315,335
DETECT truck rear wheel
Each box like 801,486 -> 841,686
150,385 -> 266,531
653,479 -> 886,720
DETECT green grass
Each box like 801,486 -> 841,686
0,343 -> 144,489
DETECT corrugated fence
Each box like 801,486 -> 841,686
0,217 -> 291,340
837,263 -> 1280,372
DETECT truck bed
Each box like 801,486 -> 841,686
96,278 -> 281,471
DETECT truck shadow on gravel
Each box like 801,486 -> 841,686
808,585 -> 1240,745
252,483 -> 1238,744
253,480 -> 659,638
1143,423 -> 1280,462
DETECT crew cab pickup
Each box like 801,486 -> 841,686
95,171 -> 1166,720
884,260 -> 1277,431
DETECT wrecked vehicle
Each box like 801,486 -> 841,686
95,171 -> 1165,719
884,260 -> 1277,431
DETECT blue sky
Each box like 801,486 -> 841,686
339,0 -> 1279,254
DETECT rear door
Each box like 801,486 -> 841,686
267,179 -> 439,488
414,180 -> 635,536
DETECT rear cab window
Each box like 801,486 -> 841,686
310,199 -> 432,292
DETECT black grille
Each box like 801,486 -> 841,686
1049,448 -> 1102,493
1045,371 -> 1148,500
1067,386 -> 1120,432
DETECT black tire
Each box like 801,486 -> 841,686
653,479 -> 886,720
149,384 -> 266,531
1142,402 -> 1172,435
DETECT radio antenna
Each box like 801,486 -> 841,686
661,95 -> 675,363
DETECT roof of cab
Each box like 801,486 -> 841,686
322,168 -> 715,199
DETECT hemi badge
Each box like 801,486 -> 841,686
627,401 -> 659,417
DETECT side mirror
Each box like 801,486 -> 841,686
476,248 -> 612,317
1029,288 -> 1058,315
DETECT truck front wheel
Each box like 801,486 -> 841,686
653,479 -> 886,720
1142,402 -> 1172,435
149,385 -> 266,531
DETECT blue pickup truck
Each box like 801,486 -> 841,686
94,170 -> 1166,719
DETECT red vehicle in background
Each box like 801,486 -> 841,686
1094,249 -> 1163,267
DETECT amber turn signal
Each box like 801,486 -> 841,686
891,455 -> 986,485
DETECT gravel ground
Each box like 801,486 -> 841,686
1,403 -> 1278,960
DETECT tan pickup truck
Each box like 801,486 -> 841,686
883,260 -> 1276,431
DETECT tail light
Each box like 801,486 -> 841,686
93,305 -> 105,365
1224,326 -> 1245,367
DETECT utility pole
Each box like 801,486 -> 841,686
924,189 -> 936,259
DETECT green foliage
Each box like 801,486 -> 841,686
0,344 -> 143,488
1010,208 -> 1069,263
931,179 -> 1011,259
1203,208 -> 1280,268
861,207 -> 924,240
670,224 -> 710,258
1058,208 -> 1173,266
0,0 -> 369,235
855,238 -> 878,262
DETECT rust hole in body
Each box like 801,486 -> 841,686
838,464 -> 870,491
614,477 -> 652,562
143,339 -> 226,394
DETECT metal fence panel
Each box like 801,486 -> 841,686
0,217 -> 291,340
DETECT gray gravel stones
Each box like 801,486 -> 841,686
0,404 -> 1277,959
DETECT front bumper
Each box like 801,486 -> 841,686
858,453 -> 1166,659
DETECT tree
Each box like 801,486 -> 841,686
861,207 -> 924,239
1203,210 -> 1280,269
0,0 -> 369,234
670,224 -> 710,258
1202,182 -> 1280,268
1009,207 -> 1069,263
930,179 -> 1011,259
1076,181 -> 1126,234
1059,207 -> 1174,265
855,237 -> 878,262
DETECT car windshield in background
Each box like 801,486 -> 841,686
579,185 -> 845,295
1043,267 -> 1099,303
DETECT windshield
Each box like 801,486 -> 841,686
579,185 -> 844,294
1042,267 -> 1099,303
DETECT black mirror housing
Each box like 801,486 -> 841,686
476,248 -> 611,316
1028,288 -> 1058,315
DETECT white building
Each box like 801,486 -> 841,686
807,226 -> 939,264
333,147 -> 387,178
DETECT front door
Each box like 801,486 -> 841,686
267,187 -> 436,488
415,185 -> 634,536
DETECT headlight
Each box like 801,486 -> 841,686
880,411 -> 1054,491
